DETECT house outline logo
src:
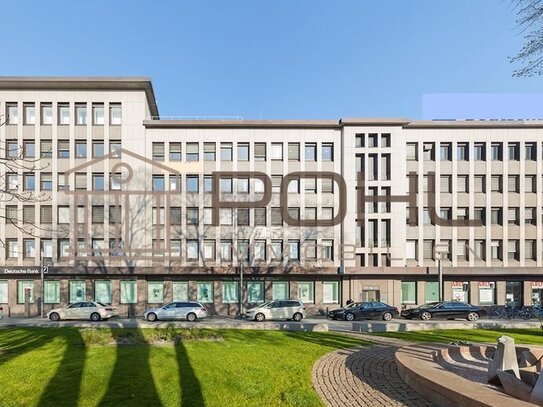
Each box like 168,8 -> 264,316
63,148 -> 203,262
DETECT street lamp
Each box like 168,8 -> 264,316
434,244 -> 449,302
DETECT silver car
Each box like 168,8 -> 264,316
47,301 -> 119,322
144,301 -> 208,322
245,300 -> 306,322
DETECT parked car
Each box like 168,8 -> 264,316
327,301 -> 399,321
401,301 -> 486,321
245,300 -> 306,322
47,301 -> 119,322
143,302 -> 208,322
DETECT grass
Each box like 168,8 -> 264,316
372,328 -> 543,345
0,328 -> 366,407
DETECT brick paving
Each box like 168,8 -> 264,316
312,335 -> 435,407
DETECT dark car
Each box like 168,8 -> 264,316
400,301 -> 486,321
327,301 -> 399,321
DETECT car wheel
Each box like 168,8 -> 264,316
466,312 -> 479,322
293,312 -> 303,322
90,312 -> 101,322
382,312 -> 393,321
420,312 -> 432,321
255,313 -> 265,322
49,312 -> 60,322
186,313 -> 197,322
345,312 -> 355,322
147,313 -> 158,322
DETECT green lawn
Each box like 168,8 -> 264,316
0,328 -> 365,407
372,328 -> 543,345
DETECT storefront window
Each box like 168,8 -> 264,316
120,280 -> 137,304
272,281 -> 289,300
17,280 -> 35,303
197,282 -> 213,303
401,281 -> 416,304
478,282 -> 495,305
298,282 -> 314,303
323,281 -> 339,304
451,282 -> 469,302
0,281 -> 8,303
425,281 -> 439,303
532,282 -> 543,305
172,282 -> 188,301
222,281 -> 238,303
506,281 -> 523,307
147,282 -> 164,304
95,280 -> 112,304
44,280 -> 60,304
247,281 -> 264,303
69,280 -> 86,303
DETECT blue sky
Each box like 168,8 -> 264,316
1,1 -> 542,119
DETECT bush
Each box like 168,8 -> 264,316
78,328 -> 222,346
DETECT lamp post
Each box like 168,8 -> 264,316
40,249 -> 44,318
434,244 -> 449,302
238,262 -> 244,317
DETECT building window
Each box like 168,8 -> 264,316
508,240 -> 519,260
187,240 -> 199,260
41,103 -> 53,125
75,173 -> 87,190
508,142 -> 519,160
23,239 -> 35,258
526,208 -> 536,225
298,282 -> 314,303
491,143 -> 502,161
92,206 -> 105,224
526,142 -> 536,160
73,140 -> 86,158
526,240 -> 536,261
222,281 -> 238,303
479,282 -> 495,305
41,206 -> 53,224
220,178 -> 232,193
237,143 -> 249,161
322,240 -> 334,261
170,240 -> 182,257
271,143 -> 283,161
355,134 -> 365,148
247,281 -> 264,303
6,174 -> 18,190
323,281 -> 339,303
6,239 -> 18,259
237,178 -> 249,194
254,143 -> 266,161
237,208 -> 250,226
152,175 -> 165,191
406,143 -> 418,161
406,240 -> 417,260
491,208 -> 502,225
93,140 -> 104,158
24,173 -> 35,191
272,282 -> 289,300
0,281 -> 7,304
322,178 -> 334,193
23,104 -> 35,125
44,281 -> 60,304
288,240 -> 300,261
172,282 -> 188,301
120,280 -> 137,304
91,173 -> 104,191
474,175 -> 485,193
40,140 -> 53,158
304,143 -> 317,161
203,142 -> 215,161
69,281 -> 86,303
197,282 -> 213,303
203,240 -> 215,261
186,207 -> 199,226
525,175 -> 536,193
401,281 -> 417,304
92,104 -> 104,125
368,133 -> 378,147
58,140 -> 70,158
322,143 -> 334,160
95,280 -> 112,304
186,175 -> 199,193
110,104 -> 122,125
169,142 -> 181,161
187,143 -> 199,161
440,143 -> 451,161
474,143 -> 485,160
491,175 -> 502,192
75,104 -> 87,125
288,143 -> 300,161
41,173 -> 52,191
58,104 -> 70,125
457,143 -> 469,161
220,240 -> 232,261
220,142 -> 233,161
271,240 -> 283,261
491,240 -> 502,260
457,175 -> 468,193
17,280 -> 34,303
147,282 -> 164,304
508,175 -> 519,193
152,142 -> 165,161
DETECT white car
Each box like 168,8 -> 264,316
143,301 -> 208,322
245,300 -> 306,322
47,301 -> 119,322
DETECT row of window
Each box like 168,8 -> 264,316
406,239 -> 540,262
406,141 -> 540,161
0,280 -> 340,305
400,280 -> 498,305
416,174 -> 539,194
355,133 -> 391,148
4,205 -> 338,227
3,238 -> 335,262
5,103 -> 121,126
412,206 -> 541,226
152,141 -> 334,162
5,139 -> 121,159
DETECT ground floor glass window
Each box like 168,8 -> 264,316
247,281 -> 264,303
272,281 -> 289,300
401,281 -> 416,304
425,281 -> 439,303
172,282 -> 188,301
0,280 -> 7,303
506,281 -> 523,306
95,280 -> 112,304
120,280 -> 138,304
44,280 -> 60,304
298,282 -> 314,303
17,280 -> 35,303
478,282 -> 495,305
323,281 -> 339,304
147,282 -> 164,304
222,281 -> 238,303
69,280 -> 86,303
197,282 -> 213,303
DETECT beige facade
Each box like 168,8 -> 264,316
0,77 -> 542,317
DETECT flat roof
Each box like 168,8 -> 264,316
0,76 -> 159,117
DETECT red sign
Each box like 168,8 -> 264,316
532,281 -> 543,289
478,282 -> 495,288
451,281 -> 467,288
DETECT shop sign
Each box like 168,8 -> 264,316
478,282 -> 495,288
532,281 -> 543,289
451,281 -> 467,288
1,268 -> 40,275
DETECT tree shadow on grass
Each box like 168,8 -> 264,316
98,328 -> 161,407
282,331 -> 370,349
175,339 -> 205,407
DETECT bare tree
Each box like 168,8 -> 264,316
511,0 -> 543,76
